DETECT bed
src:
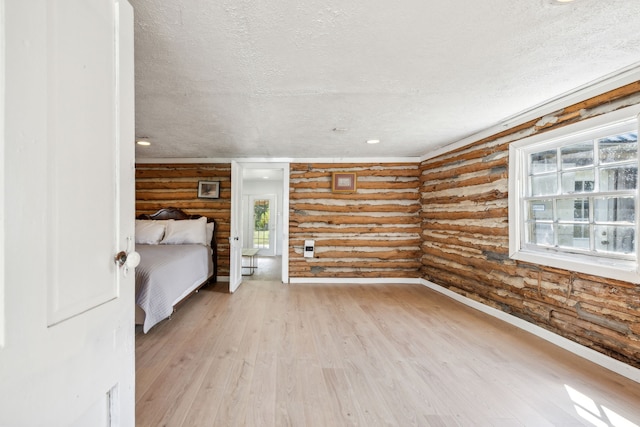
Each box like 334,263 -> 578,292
134,207 -> 218,332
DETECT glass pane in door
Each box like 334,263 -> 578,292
253,199 -> 270,249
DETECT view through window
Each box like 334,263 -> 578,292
526,130 -> 638,259
253,199 -> 270,249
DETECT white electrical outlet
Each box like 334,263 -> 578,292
303,240 -> 315,258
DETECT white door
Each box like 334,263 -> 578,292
0,1 -> 136,426
229,160 -> 244,292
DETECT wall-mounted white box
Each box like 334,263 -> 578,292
303,240 -> 315,258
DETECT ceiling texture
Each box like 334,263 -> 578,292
131,0 -> 640,160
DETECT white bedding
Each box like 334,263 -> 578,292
135,244 -> 211,332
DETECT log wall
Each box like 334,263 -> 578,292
420,82 -> 640,368
135,163 -> 232,277
289,163 -> 422,279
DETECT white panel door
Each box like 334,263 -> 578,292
0,1 -> 136,425
229,160 -> 244,293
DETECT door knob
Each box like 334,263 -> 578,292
125,251 -> 141,268
115,251 -> 127,267
114,250 -> 140,268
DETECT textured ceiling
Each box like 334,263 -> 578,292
131,0 -> 640,160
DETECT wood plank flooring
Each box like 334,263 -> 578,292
136,279 -> 640,426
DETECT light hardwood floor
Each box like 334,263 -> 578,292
136,279 -> 640,426
243,255 -> 282,282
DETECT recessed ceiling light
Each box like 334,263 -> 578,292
366,139 -> 381,144
548,0 -> 575,4
136,140 -> 151,146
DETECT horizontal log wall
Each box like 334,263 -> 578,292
420,82 -> 640,368
135,163 -> 231,277
290,163 -> 422,279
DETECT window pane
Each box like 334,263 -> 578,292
594,197 -> 635,223
557,198 -> 588,222
527,200 -> 553,220
599,165 -> 637,191
561,170 -> 594,194
530,174 -> 557,196
253,199 -> 270,249
530,150 -> 557,174
514,116 -> 639,276
561,142 -> 593,169
599,132 -> 638,164
558,224 -> 590,249
594,225 -> 635,254
526,222 -> 554,246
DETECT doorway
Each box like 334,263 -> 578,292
231,162 -> 289,284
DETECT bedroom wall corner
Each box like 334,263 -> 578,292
419,81 -> 640,369
135,162 -> 232,278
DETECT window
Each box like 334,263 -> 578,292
509,105 -> 640,283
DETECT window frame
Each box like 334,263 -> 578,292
509,104 -> 640,284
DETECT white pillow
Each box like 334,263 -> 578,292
135,220 -> 166,245
206,221 -> 214,245
160,217 -> 207,245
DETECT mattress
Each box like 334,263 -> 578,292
135,244 -> 210,332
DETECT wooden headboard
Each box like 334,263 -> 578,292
136,207 -> 218,282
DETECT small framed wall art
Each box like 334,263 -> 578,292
198,181 -> 220,199
331,172 -> 357,193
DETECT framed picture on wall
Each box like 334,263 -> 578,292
331,172 -> 357,193
198,181 -> 220,199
